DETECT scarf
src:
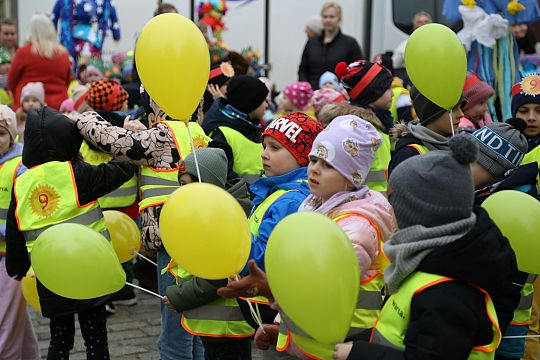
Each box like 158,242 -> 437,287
383,213 -> 477,294
299,186 -> 370,215
407,122 -> 451,151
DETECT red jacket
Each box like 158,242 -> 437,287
8,44 -> 71,110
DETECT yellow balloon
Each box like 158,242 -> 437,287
159,183 -> 251,279
103,210 -> 141,263
21,268 -> 40,312
136,13 -> 210,120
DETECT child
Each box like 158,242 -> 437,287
202,75 -> 269,182
334,135 -> 518,360
310,87 -> 346,119
319,71 -> 340,90
0,48 -> 13,107
163,147 -> 254,360
276,115 -> 397,359
277,81 -> 316,118
16,82 -> 45,142
389,86 -> 465,175
469,118 -> 537,360
458,72 -> 494,134
5,106 -> 134,359
0,105 -> 40,359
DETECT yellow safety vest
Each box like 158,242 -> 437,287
371,271 -> 501,359
277,211 -> 389,359
365,131 -> 391,197
79,141 -> 138,209
390,87 -> 409,124
511,273 -> 537,325
0,157 -> 21,254
138,121 -> 210,211
406,143 -> 430,155
165,261 -> 254,338
217,126 -> 263,183
522,146 -> 540,191
14,161 -> 110,252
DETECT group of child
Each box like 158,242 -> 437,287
0,50 -> 539,360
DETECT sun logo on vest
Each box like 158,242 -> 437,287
29,185 -> 59,218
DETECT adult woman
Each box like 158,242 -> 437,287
298,2 -> 363,90
8,13 -> 71,110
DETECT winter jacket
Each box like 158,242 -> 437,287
202,98 -> 263,180
328,191 -> 396,280
5,107 -> 134,317
458,113 -> 493,134
348,207 -> 519,360
243,167 -> 310,276
298,30 -> 363,90
225,177 -> 253,216
75,111 -> 182,250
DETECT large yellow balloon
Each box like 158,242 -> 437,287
265,212 -> 359,345
31,223 -> 126,299
136,13 -> 210,120
103,210 -> 141,263
159,183 -> 251,279
481,190 -> 540,274
21,268 -> 40,312
405,23 -> 467,110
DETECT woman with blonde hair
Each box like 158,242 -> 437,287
8,13 -> 71,110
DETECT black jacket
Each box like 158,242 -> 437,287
298,30 -> 363,90
348,207 -> 519,360
388,133 -> 426,176
5,107 -> 134,317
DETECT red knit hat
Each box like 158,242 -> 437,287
262,112 -> 323,166
86,80 -> 129,111
462,72 -> 494,112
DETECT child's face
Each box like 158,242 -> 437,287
308,156 -> 353,202
281,96 -> 295,112
0,63 -> 9,75
248,99 -> 268,120
322,82 -> 336,90
428,102 -> 464,136
370,88 -> 393,111
22,97 -> 42,113
261,136 -> 300,177
86,72 -> 102,84
464,100 -> 489,121
179,173 -> 195,186
516,103 -> 540,137
0,127 -> 11,155
471,161 -> 496,188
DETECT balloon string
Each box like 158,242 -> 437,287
186,124 -> 202,183
503,335 -> 540,339
450,109 -> 455,137
134,251 -> 157,266
126,282 -> 163,299
234,275 -> 267,334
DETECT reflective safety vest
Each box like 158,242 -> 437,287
245,189 -> 297,305
406,143 -> 430,155
511,273 -> 537,325
371,271 -> 501,359
139,121 -> 210,212
0,157 -> 22,254
365,130 -> 391,197
79,141 -> 138,209
165,261 -> 254,338
277,211 -> 389,359
217,126 -> 263,183
522,146 -> 540,191
14,161 -> 110,252
390,86 -> 410,124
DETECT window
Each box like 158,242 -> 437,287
392,0 -> 462,35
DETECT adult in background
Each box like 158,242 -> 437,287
0,19 -> 17,57
298,2 -> 363,90
392,11 -> 432,70
8,13 -> 71,111
304,16 -> 323,38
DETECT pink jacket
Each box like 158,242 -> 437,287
327,190 -> 397,280
458,113 -> 493,133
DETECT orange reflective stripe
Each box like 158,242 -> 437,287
406,144 -> 425,155
160,121 -> 183,163
238,297 -> 270,305
166,259 -> 177,279
471,286 -> 502,353
289,333 -> 323,360
414,277 -> 455,296
369,317 -> 381,343
276,329 -> 291,351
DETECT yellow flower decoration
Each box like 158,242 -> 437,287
461,0 -> 477,8
507,0 -> 526,15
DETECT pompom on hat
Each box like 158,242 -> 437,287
335,60 -> 392,106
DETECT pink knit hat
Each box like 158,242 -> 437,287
283,81 -> 313,110
310,88 -> 347,117
309,115 -> 382,188
21,82 -> 45,105
462,72 -> 494,112
59,98 -> 74,113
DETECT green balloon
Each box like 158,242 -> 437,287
481,190 -> 540,274
265,212 -> 359,344
405,23 -> 467,110
31,223 -> 126,299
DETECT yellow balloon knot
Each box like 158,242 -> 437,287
461,0 -> 477,8
507,0 -> 526,15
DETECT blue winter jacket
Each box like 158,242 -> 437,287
241,167 -> 310,275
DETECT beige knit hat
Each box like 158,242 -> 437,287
0,105 -> 18,143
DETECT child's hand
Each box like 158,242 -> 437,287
254,324 -> 279,350
123,115 -> 147,131
333,342 -> 353,360
207,84 -> 225,100
162,296 -> 177,313
217,260 -> 273,300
